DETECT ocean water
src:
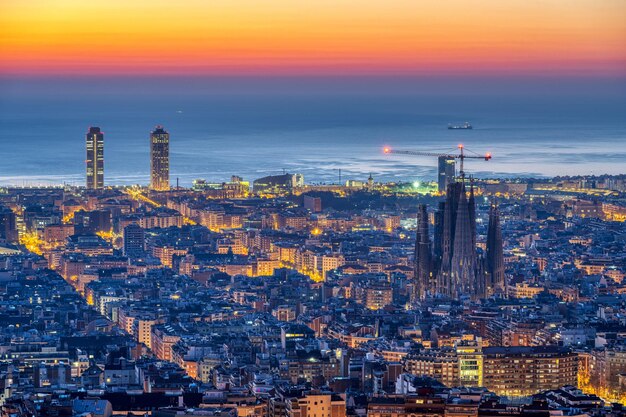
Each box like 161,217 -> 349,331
1,76 -> 625,186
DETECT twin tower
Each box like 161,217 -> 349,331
85,126 -> 170,191
414,181 -> 505,302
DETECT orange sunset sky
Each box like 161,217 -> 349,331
1,0 -> 625,76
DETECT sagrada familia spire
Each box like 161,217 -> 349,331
450,182 -> 478,298
414,180 -> 505,301
486,203 -> 506,297
414,204 -> 432,301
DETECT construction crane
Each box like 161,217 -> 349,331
383,144 -> 491,180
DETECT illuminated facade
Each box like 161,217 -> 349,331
482,346 -> 578,397
456,339 -> 483,388
286,393 -> 346,417
404,348 -> 459,387
150,126 -> 170,191
403,343 -> 576,397
85,127 -> 104,189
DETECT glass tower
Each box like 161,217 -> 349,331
437,156 -> 455,193
150,126 -> 170,191
86,127 -> 104,189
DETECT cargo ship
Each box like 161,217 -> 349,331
448,122 -> 472,130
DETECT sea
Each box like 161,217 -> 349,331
1,76 -> 625,187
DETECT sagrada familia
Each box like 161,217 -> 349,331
414,181 -> 505,301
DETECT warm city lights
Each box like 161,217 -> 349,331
0,0 -> 625,415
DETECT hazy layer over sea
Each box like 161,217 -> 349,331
1,76 -> 625,186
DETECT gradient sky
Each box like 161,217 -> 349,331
1,0 -> 625,76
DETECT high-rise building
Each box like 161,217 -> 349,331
437,156 -> 455,193
486,204 -> 506,297
0,206 -> 18,244
123,223 -> 145,258
150,126 -> 170,191
86,127 -> 104,189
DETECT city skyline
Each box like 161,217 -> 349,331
1,0 -> 624,189
0,1 -> 625,412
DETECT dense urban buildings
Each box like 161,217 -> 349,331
1,149 -> 626,416
150,126 -> 170,191
2,0 -> 624,414
85,127 -> 104,189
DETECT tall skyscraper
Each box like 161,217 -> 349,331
486,204 -> 506,297
86,127 -> 104,189
123,223 -> 145,258
414,204 -> 432,301
150,126 -> 170,191
437,156 -> 455,193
